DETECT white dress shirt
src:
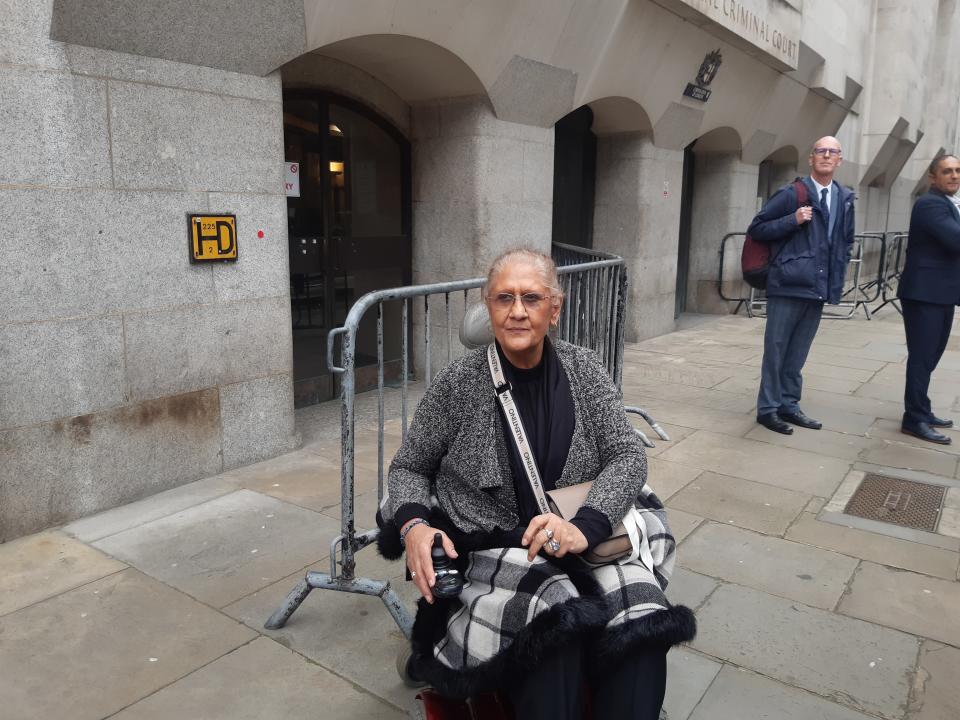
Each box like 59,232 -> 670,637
811,177 -> 832,214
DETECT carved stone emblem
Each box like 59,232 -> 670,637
695,49 -> 723,87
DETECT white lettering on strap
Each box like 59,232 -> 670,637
488,344 -> 551,515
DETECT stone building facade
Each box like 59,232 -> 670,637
3,0 -> 960,539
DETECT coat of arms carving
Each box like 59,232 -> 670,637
695,49 -> 723,87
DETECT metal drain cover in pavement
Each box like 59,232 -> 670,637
844,474 -> 946,532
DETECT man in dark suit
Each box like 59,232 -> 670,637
748,136 -> 856,435
898,154 -> 960,444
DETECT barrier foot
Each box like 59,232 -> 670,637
381,586 -> 415,640
264,577 -> 312,629
872,298 -> 902,317
264,572 -> 415,638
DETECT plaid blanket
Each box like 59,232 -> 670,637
409,543 -> 695,698
628,483 -> 676,588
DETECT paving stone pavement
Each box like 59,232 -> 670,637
3,311 -> 960,718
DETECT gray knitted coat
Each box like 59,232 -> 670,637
387,340 -> 647,533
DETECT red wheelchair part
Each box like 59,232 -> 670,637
416,689 -> 512,720
415,687 -> 594,719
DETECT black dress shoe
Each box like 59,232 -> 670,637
779,411 -> 822,430
929,415 -> 954,428
902,422 -> 952,445
757,413 -> 793,435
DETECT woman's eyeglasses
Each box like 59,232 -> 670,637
486,292 -> 552,310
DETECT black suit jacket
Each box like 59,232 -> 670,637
899,190 -> 960,305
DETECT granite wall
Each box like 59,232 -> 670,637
408,96 -> 554,372
593,133 -> 684,341
0,0 -> 297,540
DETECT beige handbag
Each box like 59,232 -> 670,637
544,482 -> 634,565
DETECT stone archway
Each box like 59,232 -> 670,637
281,33 -> 561,377
684,127 -> 753,315
758,146 -> 801,201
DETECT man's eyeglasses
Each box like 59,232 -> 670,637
812,148 -> 842,157
487,292 -> 552,310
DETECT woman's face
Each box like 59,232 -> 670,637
485,261 -> 562,367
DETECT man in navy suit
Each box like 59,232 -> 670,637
747,137 -> 856,435
898,154 -> 960,444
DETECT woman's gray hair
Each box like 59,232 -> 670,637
484,248 -> 564,302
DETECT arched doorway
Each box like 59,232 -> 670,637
675,141 -> 696,318
283,92 -> 412,406
552,106 -> 597,249
757,146 -> 800,201
681,127 -> 750,315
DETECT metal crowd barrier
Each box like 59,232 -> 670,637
265,244 -> 633,636
872,232 -> 908,315
844,232 -> 886,316
717,231 -> 904,320
717,232 -> 751,314
743,235 -> 865,319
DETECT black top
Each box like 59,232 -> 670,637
494,339 -> 610,549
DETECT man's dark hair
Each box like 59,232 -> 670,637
928,153 -> 959,175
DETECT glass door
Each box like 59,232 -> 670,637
283,92 -> 411,406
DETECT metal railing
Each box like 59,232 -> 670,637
845,232 -> 886,315
740,235 -> 864,319
265,244 -> 631,636
717,232 -> 751,314
872,232 -> 908,316
718,231 -> 904,320
552,243 -> 629,387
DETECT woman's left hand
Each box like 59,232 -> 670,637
521,513 -> 588,561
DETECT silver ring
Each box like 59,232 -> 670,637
410,571 -> 417,578
544,528 -> 554,540
547,539 -> 561,552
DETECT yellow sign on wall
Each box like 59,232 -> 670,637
188,214 -> 237,262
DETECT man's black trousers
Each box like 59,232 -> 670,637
902,298 -> 955,427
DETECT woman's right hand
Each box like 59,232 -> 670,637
403,522 -> 458,604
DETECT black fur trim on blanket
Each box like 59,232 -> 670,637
410,594 -> 609,699
411,598 -> 696,697
588,604 -> 697,681
376,518 -> 404,560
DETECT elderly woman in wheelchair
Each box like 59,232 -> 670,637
378,248 -> 695,719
